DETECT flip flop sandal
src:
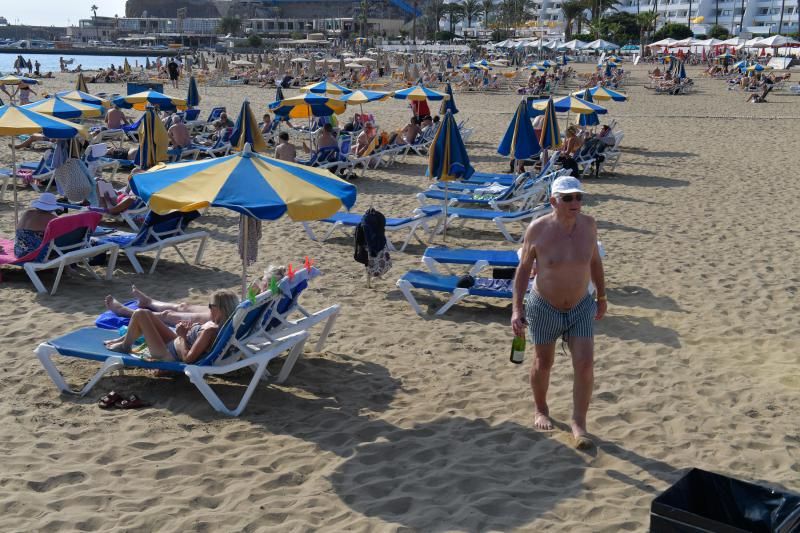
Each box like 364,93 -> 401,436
98,391 -> 124,409
115,394 -> 151,410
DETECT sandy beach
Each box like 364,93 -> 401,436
1,64 -> 799,531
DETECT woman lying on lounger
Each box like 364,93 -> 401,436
104,266 -> 288,326
104,290 -> 239,363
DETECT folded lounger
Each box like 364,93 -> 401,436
0,212 -> 119,295
92,210 -> 208,274
302,207 -> 443,252
417,203 -> 552,243
35,291 -> 310,416
396,270 -> 525,315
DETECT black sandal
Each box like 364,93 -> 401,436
115,394 -> 151,409
98,391 -> 124,409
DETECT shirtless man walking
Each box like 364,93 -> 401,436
511,175 -> 607,449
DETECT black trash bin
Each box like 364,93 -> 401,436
650,468 -> 800,533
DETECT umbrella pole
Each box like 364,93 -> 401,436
442,183 -> 448,242
11,142 -> 18,227
241,216 -> 248,299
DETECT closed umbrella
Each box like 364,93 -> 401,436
186,76 -> 200,108
123,58 -> 132,75
76,72 -> 89,92
22,96 -> 104,120
498,99 -> 541,161
135,107 -> 169,170
230,100 -> 269,153
113,90 -> 187,112
574,90 -> 600,127
428,110 -> 474,240
440,82 -> 458,115
537,97 -> 562,149
0,104 -> 87,224
130,144 -> 357,295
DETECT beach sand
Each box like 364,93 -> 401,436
1,64 -> 799,531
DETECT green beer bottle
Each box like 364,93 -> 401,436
510,335 -> 526,364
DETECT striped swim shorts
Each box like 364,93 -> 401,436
525,291 -> 596,345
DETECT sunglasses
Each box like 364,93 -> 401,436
559,193 -> 583,203
208,303 -> 217,309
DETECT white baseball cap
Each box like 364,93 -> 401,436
550,175 -> 584,197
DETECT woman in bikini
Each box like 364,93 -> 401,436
104,290 -> 239,363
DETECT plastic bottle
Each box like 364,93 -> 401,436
247,285 -> 257,305
510,335 -> 526,364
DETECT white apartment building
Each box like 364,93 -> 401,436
617,0 -> 799,36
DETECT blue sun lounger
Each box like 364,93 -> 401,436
35,292 -> 310,416
302,207 -> 443,252
396,270 -> 527,315
417,203 -> 552,243
422,247 -> 519,276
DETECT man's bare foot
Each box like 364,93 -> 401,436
534,410 -> 554,431
131,285 -> 151,307
571,421 -> 593,450
105,295 -> 130,316
106,341 -> 130,353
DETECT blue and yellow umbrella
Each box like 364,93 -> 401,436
746,63 -> 770,72
56,89 -> 110,108
498,99 -> 541,161
339,89 -> 392,106
113,90 -> 187,111
0,104 -> 88,223
22,96 -> 104,119
186,76 -> 200,108
269,93 -> 346,119
440,82 -> 459,115
130,144 -> 357,293
135,107 -> 169,170
230,100 -> 269,153
76,72 -> 89,92
538,97 -> 562,149
530,95 -> 607,115
0,75 -> 38,86
392,85 -> 448,101
130,145 -> 356,220
571,86 -> 628,102
300,79 -> 353,95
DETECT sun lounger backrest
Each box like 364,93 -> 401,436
14,212 -> 102,264
129,210 -> 201,247
184,108 -> 201,121
207,107 -> 225,123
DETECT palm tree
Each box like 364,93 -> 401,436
91,4 -> 98,20
777,0 -> 786,33
444,3 -> 465,33
739,0 -> 746,34
218,15 -> 242,36
426,0 -> 446,36
461,0 -> 482,28
481,0 -> 494,27
636,11 -> 658,51
715,0 -> 719,26
561,0 -> 587,39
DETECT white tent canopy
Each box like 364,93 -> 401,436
668,37 -> 694,47
585,39 -> 620,50
649,38 -> 676,48
562,39 -> 588,50
720,37 -> 746,46
753,35 -> 800,47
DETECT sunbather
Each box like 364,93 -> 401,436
167,114 -> 192,149
105,105 -> 129,130
15,193 -> 61,259
12,133 -> 50,150
103,290 -> 239,362
104,265 -> 286,327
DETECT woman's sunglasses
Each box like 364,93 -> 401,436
559,194 -> 583,203
208,303 -> 217,309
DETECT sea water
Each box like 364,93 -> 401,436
0,52 -> 161,74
